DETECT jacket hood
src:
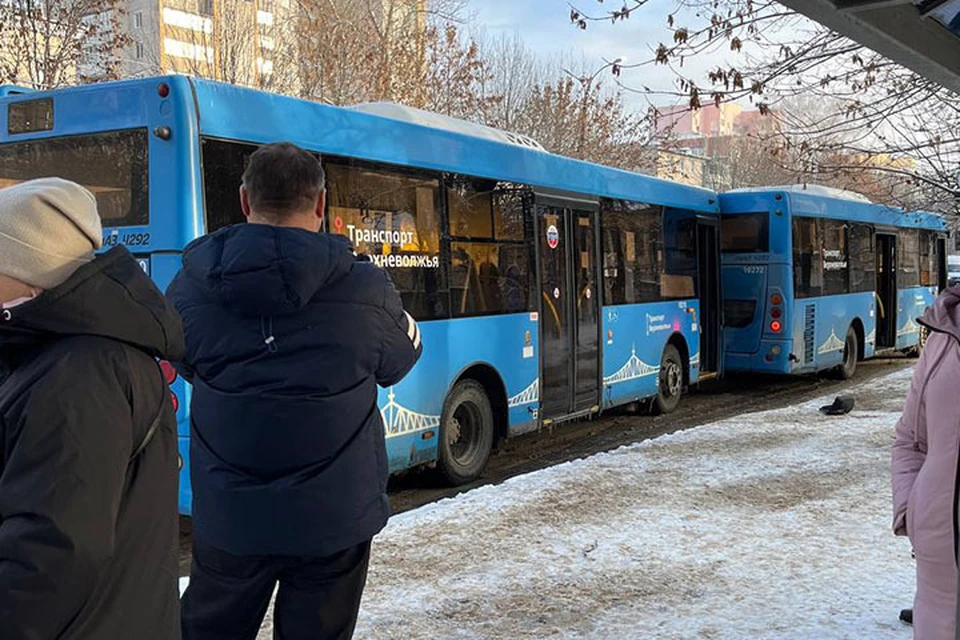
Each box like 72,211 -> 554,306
0,246 -> 184,361
178,224 -> 356,317
920,286 -> 960,342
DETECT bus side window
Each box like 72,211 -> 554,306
899,228 -> 921,288
793,217 -> 822,298
201,138 -> 257,232
849,224 -> 876,293
600,199 -> 663,305
326,161 -> 446,320
446,179 -> 534,318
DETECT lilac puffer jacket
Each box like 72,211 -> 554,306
892,287 -> 960,639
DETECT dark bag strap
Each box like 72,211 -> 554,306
129,362 -> 168,462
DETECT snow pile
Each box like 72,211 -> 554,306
258,367 -> 917,639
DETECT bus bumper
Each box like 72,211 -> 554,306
724,339 -> 794,374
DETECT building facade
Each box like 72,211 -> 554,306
116,0 -> 291,89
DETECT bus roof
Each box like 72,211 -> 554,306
184,77 -> 718,213
719,187 -> 947,232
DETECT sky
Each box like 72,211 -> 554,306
467,0 -> 734,110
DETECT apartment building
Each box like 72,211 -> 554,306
118,0 -> 289,89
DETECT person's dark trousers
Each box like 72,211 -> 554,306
181,539 -> 372,640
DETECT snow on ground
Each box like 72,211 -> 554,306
224,366 -> 918,639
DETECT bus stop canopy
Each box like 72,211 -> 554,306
776,0 -> 960,94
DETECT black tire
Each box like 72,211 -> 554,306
652,343 -> 684,415
437,380 -> 495,485
838,326 -> 859,380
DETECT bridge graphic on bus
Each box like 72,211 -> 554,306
818,330 -> 845,355
897,317 -> 920,337
603,346 -> 660,385
380,389 -> 440,438
508,379 -> 540,407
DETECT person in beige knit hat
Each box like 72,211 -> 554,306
0,178 -> 184,639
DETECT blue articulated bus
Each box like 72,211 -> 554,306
0,76 -> 722,513
719,186 -> 947,378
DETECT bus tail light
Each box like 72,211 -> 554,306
771,308 -> 782,319
771,293 -> 783,306
770,320 -> 783,333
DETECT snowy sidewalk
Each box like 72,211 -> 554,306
248,367 -> 917,639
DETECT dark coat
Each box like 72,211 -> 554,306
0,247 -> 184,640
167,224 -> 422,557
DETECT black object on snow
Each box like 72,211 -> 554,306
899,608 -> 913,625
819,395 -> 855,415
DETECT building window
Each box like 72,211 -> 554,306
134,11 -> 143,28
199,0 -> 214,15
135,42 -> 144,59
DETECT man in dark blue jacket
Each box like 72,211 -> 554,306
169,142 -> 422,640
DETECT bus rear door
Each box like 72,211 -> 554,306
876,232 -> 898,349
535,193 -> 601,422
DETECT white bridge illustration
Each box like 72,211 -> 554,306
379,388 -> 440,438
508,379 -> 539,407
865,328 -> 876,346
603,345 -> 660,385
817,330 -> 845,355
897,317 -> 920,337
690,352 -> 700,368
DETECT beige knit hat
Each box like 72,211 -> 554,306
0,178 -> 103,289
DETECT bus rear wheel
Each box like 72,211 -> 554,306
437,380 -> 495,486
837,326 -> 859,380
652,344 -> 684,415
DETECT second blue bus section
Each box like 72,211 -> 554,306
720,187 -> 945,376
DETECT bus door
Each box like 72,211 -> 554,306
876,233 -> 897,349
937,236 -> 948,291
696,217 -> 722,376
536,196 -> 601,421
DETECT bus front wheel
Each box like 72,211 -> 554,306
838,326 -> 859,380
437,380 -> 495,486
653,344 -> 684,415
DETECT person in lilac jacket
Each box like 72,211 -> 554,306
892,287 -> 960,639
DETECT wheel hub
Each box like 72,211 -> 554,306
449,417 -> 462,445
664,362 -> 682,397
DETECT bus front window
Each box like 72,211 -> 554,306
0,129 -> 149,227
721,213 -> 769,253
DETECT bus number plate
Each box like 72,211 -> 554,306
742,266 -> 764,274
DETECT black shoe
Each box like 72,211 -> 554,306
899,608 -> 913,625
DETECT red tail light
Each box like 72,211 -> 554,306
170,392 -> 179,413
770,320 -> 783,333
160,360 -> 178,385
771,308 -> 782,319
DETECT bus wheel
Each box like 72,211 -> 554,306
838,326 -> 859,380
438,380 -> 495,486
653,344 -> 684,415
